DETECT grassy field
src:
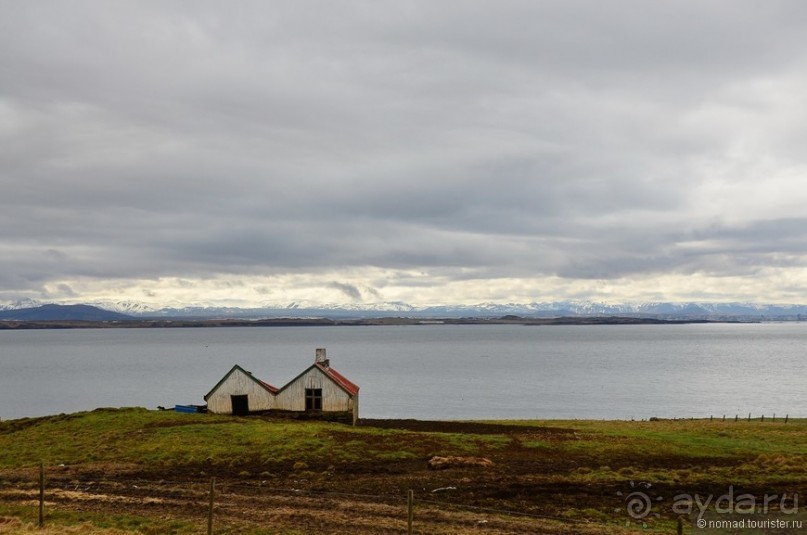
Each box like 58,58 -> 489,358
1,408 -> 806,533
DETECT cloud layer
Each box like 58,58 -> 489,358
3,1 -> 807,306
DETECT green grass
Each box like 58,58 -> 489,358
485,418 -> 807,456
0,408 -> 505,471
472,418 -> 807,487
2,410 -> 807,533
0,503 -> 196,534
3,410 -> 806,478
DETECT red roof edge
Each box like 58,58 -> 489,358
315,363 -> 360,396
258,380 -> 279,394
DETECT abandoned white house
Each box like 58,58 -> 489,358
204,348 -> 360,424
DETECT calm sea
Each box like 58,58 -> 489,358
0,323 -> 805,420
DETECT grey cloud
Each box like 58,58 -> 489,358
2,1 -> 807,302
363,286 -> 383,300
55,284 -> 78,298
329,282 -> 362,301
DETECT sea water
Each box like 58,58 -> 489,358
0,323 -> 804,420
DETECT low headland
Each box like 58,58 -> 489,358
0,408 -> 804,533
0,315 -> 732,330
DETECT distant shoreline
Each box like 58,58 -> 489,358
0,315 -> 751,330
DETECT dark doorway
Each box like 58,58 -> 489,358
231,394 -> 249,415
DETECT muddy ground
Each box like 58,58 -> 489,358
1,420 -> 799,534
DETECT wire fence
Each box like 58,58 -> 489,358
0,467 -> 639,534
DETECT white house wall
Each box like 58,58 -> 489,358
207,368 -> 275,414
275,367 -> 353,412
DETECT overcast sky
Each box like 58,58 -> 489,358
3,1 -> 807,307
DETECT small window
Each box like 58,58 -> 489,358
305,388 -> 322,411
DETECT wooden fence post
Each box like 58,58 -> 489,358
38,462 -> 44,528
677,516 -> 683,535
207,476 -> 216,535
786,414 -> 789,423
748,413 -> 751,422
407,489 -> 414,535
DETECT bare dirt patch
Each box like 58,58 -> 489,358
359,418 -> 575,436
3,417 -> 805,534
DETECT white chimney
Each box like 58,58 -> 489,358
315,348 -> 329,367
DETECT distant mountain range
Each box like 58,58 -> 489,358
0,304 -> 133,321
2,299 -> 807,321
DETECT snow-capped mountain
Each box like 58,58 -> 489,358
3,299 -> 807,320
88,300 -> 159,315
283,300 -> 416,313
0,298 -> 44,311
93,300 -> 807,319
0,304 -> 133,321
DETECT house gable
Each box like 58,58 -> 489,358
273,364 -> 356,413
204,364 -> 278,401
275,363 -> 359,398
